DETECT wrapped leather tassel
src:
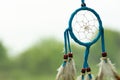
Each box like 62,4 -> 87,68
96,52 -> 120,80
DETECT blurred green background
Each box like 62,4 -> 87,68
0,29 -> 120,80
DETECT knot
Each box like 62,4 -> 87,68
81,3 -> 86,7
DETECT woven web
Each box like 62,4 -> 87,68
72,10 -> 99,43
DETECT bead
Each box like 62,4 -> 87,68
63,54 -> 68,59
102,52 -> 107,57
86,68 -> 91,72
68,52 -> 73,58
81,68 -> 86,73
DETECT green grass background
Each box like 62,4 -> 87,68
0,29 -> 120,80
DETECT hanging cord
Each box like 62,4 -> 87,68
56,30 -> 70,80
64,29 -> 68,54
62,29 -> 69,67
81,46 -> 92,79
83,46 -> 90,68
101,27 -> 106,53
84,47 -> 92,79
66,29 -> 72,53
64,29 -> 72,54
63,29 -> 76,80
100,26 -> 108,62
81,0 -> 85,4
81,0 -> 86,7
63,29 -> 72,66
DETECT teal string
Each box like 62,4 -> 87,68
83,46 -> 90,68
88,74 -> 92,79
64,29 -> 72,54
64,29 -> 68,54
81,0 -> 85,4
63,29 -> 72,67
63,29 -> 68,67
101,27 -> 106,52
62,61 -> 67,67
82,75 -> 84,80
66,29 -> 72,52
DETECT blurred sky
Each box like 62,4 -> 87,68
0,0 -> 120,56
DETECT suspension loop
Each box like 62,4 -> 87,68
81,0 -> 85,4
81,0 -> 86,7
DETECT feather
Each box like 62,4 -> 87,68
96,57 -> 120,80
95,58 -> 105,80
95,70 -> 104,80
98,58 -> 114,77
56,52 -> 76,80
56,60 -> 76,80
112,71 -> 120,80
63,52 -> 76,80
56,62 -> 69,80
77,75 -> 84,80
68,58 -> 76,79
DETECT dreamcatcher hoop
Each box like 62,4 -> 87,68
69,6 -> 103,47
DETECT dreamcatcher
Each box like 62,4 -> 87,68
56,0 -> 120,80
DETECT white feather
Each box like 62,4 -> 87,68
97,58 -> 119,80
99,58 -> 114,76
56,61 -> 76,80
68,59 -> 76,79
77,75 -> 83,80
56,62 -> 69,80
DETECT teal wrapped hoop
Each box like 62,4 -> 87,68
68,6 -> 103,47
